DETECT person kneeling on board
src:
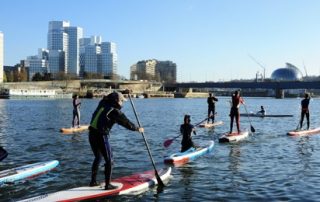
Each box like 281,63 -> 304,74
256,106 -> 266,116
300,93 -> 310,130
88,92 -> 144,190
229,90 -> 244,134
180,115 -> 197,152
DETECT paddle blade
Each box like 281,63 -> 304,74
250,125 -> 255,133
163,139 -> 174,148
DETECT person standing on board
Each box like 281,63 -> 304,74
207,93 -> 218,123
180,115 -> 197,152
256,106 -> 266,116
229,90 -> 244,134
300,93 -> 310,130
88,92 -> 144,190
72,94 -> 81,128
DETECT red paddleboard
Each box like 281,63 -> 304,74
287,127 -> 320,136
60,125 -> 89,134
19,167 -> 171,202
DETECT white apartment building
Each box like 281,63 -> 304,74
0,32 -> 3,83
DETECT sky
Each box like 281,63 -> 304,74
1,0 -> 320,82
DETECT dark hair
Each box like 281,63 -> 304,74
184,115 -> 191,123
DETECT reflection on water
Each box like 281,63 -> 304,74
1,98 -> 320,201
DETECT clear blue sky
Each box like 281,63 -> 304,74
1,0 -> 320,82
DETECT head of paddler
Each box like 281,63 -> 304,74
304,93 -> 310,99
209,93 -> 212,97
106,92 -> 127,109
184,114 -> 191,124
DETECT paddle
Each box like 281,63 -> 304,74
242,104 -> 255,133
0,146 -> 8,162
163,117 -> 209,148
127,92 -> 165,188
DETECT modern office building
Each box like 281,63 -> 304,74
25,49 -> 49,81
101,42 -> 117,77
47,21 -> 83,77
0,32 -> 3,83
81,36 -> 118,77
65,26 -> 83,76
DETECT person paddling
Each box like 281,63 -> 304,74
229,90 -> 244,134
256,106 -> 266,116
207,93 -> 218,123
300,93 -> 310,130
72,94 -> 81,128
180,115 -> 197,152
88,92 -> 144,190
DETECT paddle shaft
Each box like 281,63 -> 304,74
127,94 -> 165,187
242,104 -> 255,133
164,116 -> 209,147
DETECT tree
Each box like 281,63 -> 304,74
32,72 -> 43,81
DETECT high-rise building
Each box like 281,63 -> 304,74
0,32 -> 3,83
65,26 -> 83,76
47,21 -> 83,77
47,21 -> 69,75
81,36 -> 118,78
101,42 -> 117,77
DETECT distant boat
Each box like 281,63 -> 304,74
0,88 -> 73,99
136,94 -> 145,99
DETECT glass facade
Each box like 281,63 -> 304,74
271,63 -> 303,81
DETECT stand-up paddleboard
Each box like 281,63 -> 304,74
164,141 -> 214,165
198,121 -> 223,128
0,147 -> 8,162
60,125 -> 89,134
19,167 -> 172,202
240,113 -> 293,118
0,160 -> 59,186
219,131 -> 250,143
287,127 -> 320,136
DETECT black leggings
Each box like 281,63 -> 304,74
300,111 -> 310,129
89,131 -> 113,183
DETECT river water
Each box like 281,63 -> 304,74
1,97 -> 320,201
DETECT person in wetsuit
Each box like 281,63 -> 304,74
207,93 -> 218,123
88,92 -> 144,190
300,93 -> 310,130
257,106 -> 266,116
72,94 -> 81,128
180,115 -> 197,152
229,90 -> 244,134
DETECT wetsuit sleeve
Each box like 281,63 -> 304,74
109,109 -> 139,131
213,97 -> 218,101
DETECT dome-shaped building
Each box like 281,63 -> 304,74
271,63 -> 303,81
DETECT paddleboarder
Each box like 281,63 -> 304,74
207,93 -> 218,123
72,94 -> 81,128
300,93 -> 310,130
180,115 -> 197,152
229,90 -> 244,134
88,92 -> 144,190
256,106 -> 266,116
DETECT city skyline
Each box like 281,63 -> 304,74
1,0 -> 320,82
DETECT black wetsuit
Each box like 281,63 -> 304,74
180,123 -> 196,152
207,96 -> 218,123
89,99 -> 139,188
72,98 -> 81,127
300,98 -> 310,129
